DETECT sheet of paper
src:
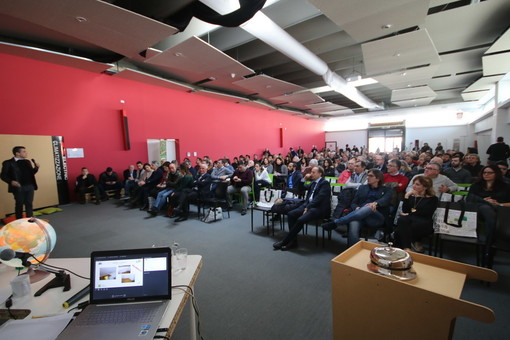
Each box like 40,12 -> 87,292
0,312 -> 74,340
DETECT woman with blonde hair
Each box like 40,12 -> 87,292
394,176 -> 438,252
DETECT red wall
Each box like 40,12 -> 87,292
0,53 -> 324,195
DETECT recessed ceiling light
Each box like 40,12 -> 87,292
382,24 -> 392,29
174,52 -> 183,57
393,52 -> 401,57
76,16 -> 87,23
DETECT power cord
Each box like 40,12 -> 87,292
4,269 -> 22,319
29,254 -> 90,280
171,284 -> 205,340
4,294 -> 15,319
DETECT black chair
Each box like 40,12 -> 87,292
199,182 -> 231,220
486,206 -> 510,269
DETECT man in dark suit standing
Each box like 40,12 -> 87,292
273,166 -> 331,251
1,146 -> 39,218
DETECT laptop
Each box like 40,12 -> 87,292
57,247 -> 172,340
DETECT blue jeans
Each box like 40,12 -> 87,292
334,205 -> 385,246
153,189 -> 174,211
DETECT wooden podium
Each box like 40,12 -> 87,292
331,241 -> 498,340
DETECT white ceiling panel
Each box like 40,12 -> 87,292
308,0 -> 429,42
362,29 -> 441,76
434,88 -> 462,102
428,72 -> 481,90
192,90 -> 247,103
0,0 -> 178,58
461,90 -> 490,102
482,52 -> 510,76
374,65 -> 439,90
463,75 -> 505,93
237,100 -> 274,110
145,36 -> 254,84
270,91 -> 324,108
391,86 -> 436,102
0,42 -> 111,73
320,109 -> 355,116
486,28 -> 510,54
423,0 -> 510,52
306,102 -> 347,113
393,97 -> 436,107
233,75 -> 306,97
434,47 -> 486,77
113,69 -> 192,92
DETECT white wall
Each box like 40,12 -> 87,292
325,130 -> 368,151
326,126 -> 470,154
405,125 -> 468,152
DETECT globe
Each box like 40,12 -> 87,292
0,218 -> 57,268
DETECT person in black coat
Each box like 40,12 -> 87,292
174,163 -> 213,222
1,146 -> 39,218
273,166 -> 331,251
394,176 -> 438,251
322,169 -> 392,247
75,167 -> 101,205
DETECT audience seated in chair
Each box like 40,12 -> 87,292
273,166 -> 331,251
337,158 -> 356,184
122,162 -> 142,199
98,167 -> 123,199
174,163 -> 213,222
226,161 -> 254,215
148,162 -> 182,215
210,158 -> 234,192
393,176 -> 438,252
463,153 -> 484,181
253,162 -> 271,201
75,167 -> 101,205
407,162 -> 458,198
443,155 -> 472,184
321,169 -> 392,247
466,165 -> 510,261
130,162 -> 161,209
163,162 -> 194,217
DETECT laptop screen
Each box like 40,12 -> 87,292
89,247 -> 172,304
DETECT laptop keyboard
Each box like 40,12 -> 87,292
76,304 -> 159,326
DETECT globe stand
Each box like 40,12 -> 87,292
29,264 -> 71,296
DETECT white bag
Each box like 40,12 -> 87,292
440,192 -> 465,202
256,189 -> 282,208
202,207 -> 223,223
433,201 -> 477,238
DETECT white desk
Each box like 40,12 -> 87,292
0,255 -> 203,340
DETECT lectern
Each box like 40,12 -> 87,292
331,241 -> 497,340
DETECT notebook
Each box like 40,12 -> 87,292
57,247 -> 172,340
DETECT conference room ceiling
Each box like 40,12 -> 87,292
1,0 -> 509,118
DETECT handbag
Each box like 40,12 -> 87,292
257,189 -> 282,208
433,201 -> 477,238
202,207 -> 223,223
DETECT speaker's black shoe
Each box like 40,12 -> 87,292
281,239 -> 298,251
321,221 -> 337,231
273,241 -> 284,250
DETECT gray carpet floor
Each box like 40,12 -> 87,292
39,200 -> 509,339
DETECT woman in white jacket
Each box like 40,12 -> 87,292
254,162 -> 272,201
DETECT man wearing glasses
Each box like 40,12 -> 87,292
406,162 -> 457,197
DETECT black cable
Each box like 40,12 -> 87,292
29,254 -> 90,280
4,294 -> 15,319
171,285 -> 204,340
